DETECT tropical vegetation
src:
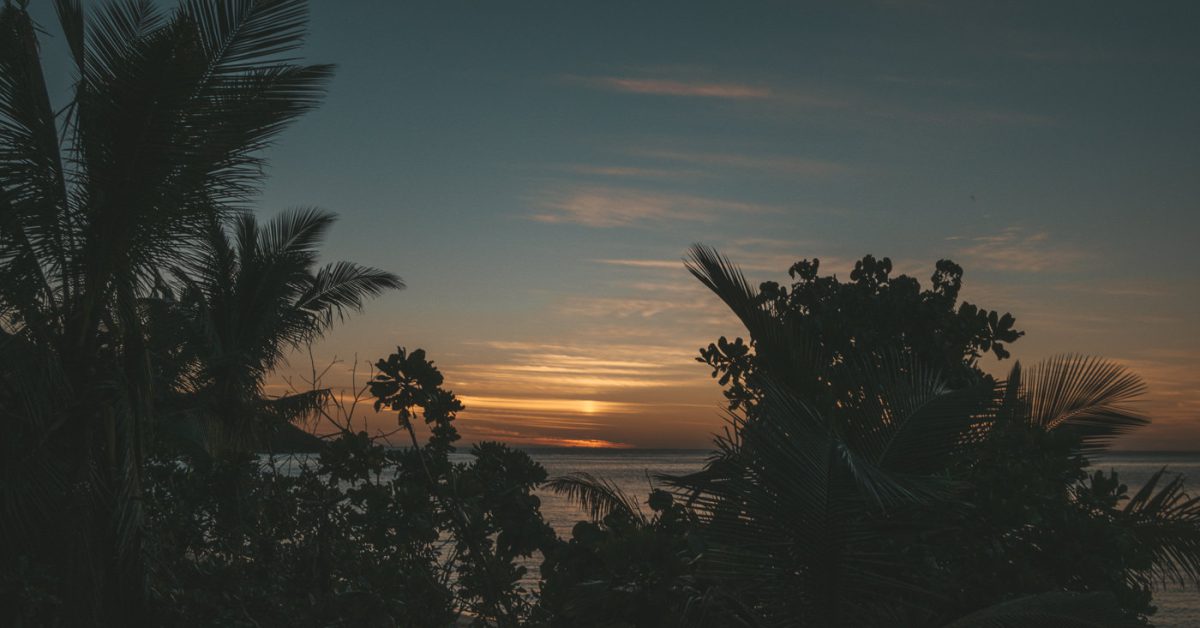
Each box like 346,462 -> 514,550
528,247 -> 1200,627
0,0 -> 390,622
1,0 -> 1198,627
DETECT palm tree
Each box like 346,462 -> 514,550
647,245 -> 1200,627
157,208 -> 402,457
0,1 -> 332,622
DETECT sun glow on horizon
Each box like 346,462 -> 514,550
524,437 -> 633,449
457,395 -> 636,416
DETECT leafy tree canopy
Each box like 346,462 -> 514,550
696,250 -> 1023,412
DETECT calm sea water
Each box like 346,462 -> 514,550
520,449 -> 1200,627
1089,452 -> 1200,627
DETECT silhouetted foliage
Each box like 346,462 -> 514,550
3,0 -> 1196,625
534,483 -> 697,627
651,245 -> 1200,627
147,208 -> 401,458
143,348 -> 555,627
0,1 -> 388,623
695,250 -> 1023,412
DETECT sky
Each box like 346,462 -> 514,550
37,1 -> 1200,449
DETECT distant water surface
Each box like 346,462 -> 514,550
1089,452 -> 1200,627
519,447 -> 709,536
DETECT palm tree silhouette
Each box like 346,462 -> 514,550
0,1 -> 338,622
154,208 -> 401,457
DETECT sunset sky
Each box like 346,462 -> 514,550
38,1 -> 1200,448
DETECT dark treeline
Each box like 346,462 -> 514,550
2,1 -> 1199,627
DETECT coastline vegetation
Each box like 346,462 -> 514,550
2,1 -> 1198,626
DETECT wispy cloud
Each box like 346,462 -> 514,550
441,337 -> 722,445
595,258 -> 684,269
571,75 -> 772,100
567,73 -> 1048,128
563,164 -> 701,180
531,187 -> 775,227
1053,281 -> 1170,299
559,295 -> 714,320
953,227 -> 1085,273
454,340 -> 707,397
458,395 -> 639,415
633,148 -> 848,177
598,243 -> 858,276
523,437 -> 633,448
569,72 -> 855,109
1110,350 -> 1200,437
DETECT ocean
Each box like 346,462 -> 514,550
523,449 -> 1200,627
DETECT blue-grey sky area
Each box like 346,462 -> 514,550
36,1 -> 1200,447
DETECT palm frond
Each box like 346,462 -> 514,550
685,245 -> 822,388
663,381 -> 941,624
75,2 -> 332,290
175,63 -> 334,207
546,472 -> 646,524
260,388 -> 328,426
52,1 -> 86,71
1122,467 -> 1200,586
182,0 -> 311,75
80,0 -> 165,85
833,351 -> 997,475
297,260 -> 404,324
685,244 -> 764,333
1016,355 -> 1148,452
259,206 -> 334,259
0,3 -> 70,316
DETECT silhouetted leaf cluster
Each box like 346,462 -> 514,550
142,348 -> 555,627
535,247 -> 1199,628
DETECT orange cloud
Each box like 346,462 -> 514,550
458,395 -> 639,415
523,437 -> 633,449
954,227 -> 1085,273
632,148 -> 848,177
579,76 -> 772,99
595,258 -> 684,269
531,187 -> 775,227
563,164 -> 701,180
453,340 -> 707,397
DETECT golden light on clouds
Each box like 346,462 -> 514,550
288,233 -> 1197,450
951,227 -> 1085,273
576,76 -> 772,100
524,437 -> 633,449
457,395 -> 637,416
